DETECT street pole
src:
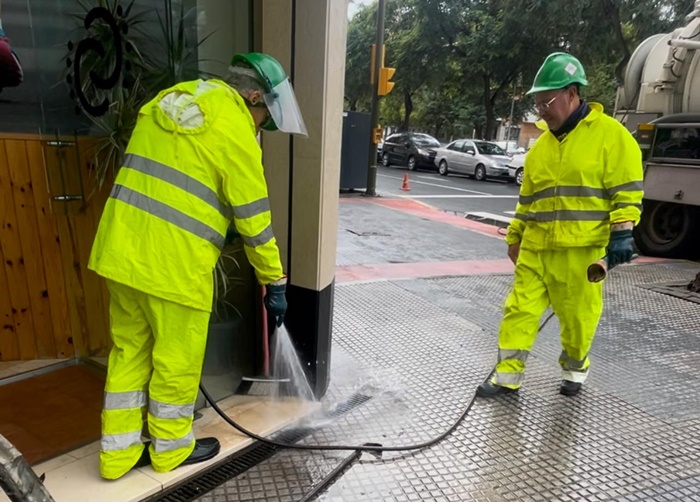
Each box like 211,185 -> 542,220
364,0 -> 385,197
506,79 -> 516,151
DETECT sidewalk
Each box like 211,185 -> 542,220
201,195 -> 700,502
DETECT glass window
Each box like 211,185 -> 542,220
463,142 -> 476,154
651,126 -> 700,160
412,134 -> 440,148
447,140 -> 464,151
0,0 -> 252,136
474,141 -> 506,155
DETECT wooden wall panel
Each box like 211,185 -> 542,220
4,140 -> 56,358
0,232 -> 19,360
26,142 -> 75,358
43,144 -> 90,359
0,134 -> 116,361
0,141 -> 38,360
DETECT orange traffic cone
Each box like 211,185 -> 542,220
400,173 -> 411,191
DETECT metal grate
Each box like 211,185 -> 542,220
638,280 -> 700,304
146,393 -> 371,502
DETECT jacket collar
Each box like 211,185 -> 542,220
535,102 -> 603,131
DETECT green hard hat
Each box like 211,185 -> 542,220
230,52 -> 288,132
527,52 -> 588,95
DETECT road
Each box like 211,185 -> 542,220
374,165 -> 520,222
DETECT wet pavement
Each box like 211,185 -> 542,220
197,196 -> 700,502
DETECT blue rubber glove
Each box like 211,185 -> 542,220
606,228 -> 634,269
264,283 -> 287,327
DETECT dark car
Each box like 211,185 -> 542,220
380,132 -> 440,171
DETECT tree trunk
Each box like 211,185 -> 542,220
482,73 -> 497,140
601,0 -> 630,86
401,89 -> 413,131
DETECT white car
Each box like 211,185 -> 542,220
508,153 -> 527,185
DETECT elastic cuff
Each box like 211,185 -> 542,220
269,276 -> 287,286
611,221 -> 633,231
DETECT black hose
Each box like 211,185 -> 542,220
198,312 -> 556,454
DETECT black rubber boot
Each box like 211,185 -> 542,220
559,380 -> 582,396
476,380 -> 519,398
133,444 -> 151,469
132,437 -> 221,471
180,437 -> 221,466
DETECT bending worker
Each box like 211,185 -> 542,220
477,52 -> 643,398
88,52 -> 307,480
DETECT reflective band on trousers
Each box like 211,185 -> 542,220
243,225 -> 274,248
123,154 -> 235,220
494,372 -> 523,386
498,349 -> 529,363
519,181 -> 645,205
149,399 -> 195,420
102,430 -> 142,451
152,431 -> 195,453
559,351 -> 587,370
111,184 -> 226,249
104,390 -> 147,410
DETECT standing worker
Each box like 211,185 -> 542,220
88,52 -> 307,480
477,52 -> 643,398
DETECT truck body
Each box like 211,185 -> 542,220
614,1 -> 700,257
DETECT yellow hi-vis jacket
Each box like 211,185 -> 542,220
505,103 -> 644,250
88,79 -> 284,312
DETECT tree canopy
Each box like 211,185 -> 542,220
345,0 -> 695,141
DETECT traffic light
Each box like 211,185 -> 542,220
373,126 -> 383,144
378,66 -> 396,96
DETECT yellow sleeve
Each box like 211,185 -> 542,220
604,123 -> 645,225
505,154 -> 534,245
219,128 -> 284,286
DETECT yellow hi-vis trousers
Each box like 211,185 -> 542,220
100,280 -> 209,480
493,247 -> 605,389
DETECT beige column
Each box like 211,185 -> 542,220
259,0 -> 347,290
258,0 -> 348,396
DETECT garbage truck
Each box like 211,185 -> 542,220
614,1 -> 700,258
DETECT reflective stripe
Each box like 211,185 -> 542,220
526,210 -> 610,222
498,349 -> 529,363
104,390 -> 147,410
243,225 -> 274,248
514,213 -> 527,221
101,430 -> 142,451
152,431 -> 195,453
559,351 -> 587,370
111,184 -> 226,249
520,185 -> 608,205
608,180 -> 644,196
493,371 -> 523,386
149,399 -> 195,420
615,202 -> 642,209
562,369 -> 589,383
123,154 -> 234,219
233,198 -> 270,219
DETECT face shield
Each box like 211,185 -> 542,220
263,78 -> 308,137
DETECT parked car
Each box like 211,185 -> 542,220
507,153 -> 527,185
435,140 -> 511,181
494,141 -> 526,156
381,132 -> 441,171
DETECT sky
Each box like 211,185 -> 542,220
347,0 -> 375,19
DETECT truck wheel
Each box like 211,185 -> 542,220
634,200 -> 698,258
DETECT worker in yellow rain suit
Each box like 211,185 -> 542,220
88,52 -> 308,480
476,53 -> 644,398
